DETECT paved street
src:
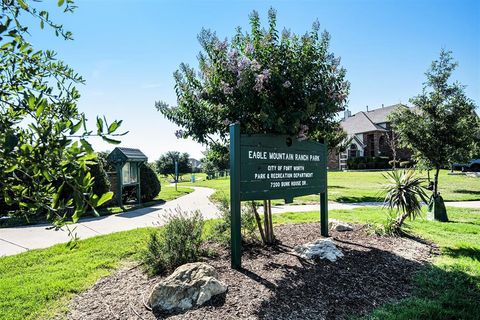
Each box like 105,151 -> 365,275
1,187 -> 479,256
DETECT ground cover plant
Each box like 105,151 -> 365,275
141,209 -> 205,276
181,170 -> 480,204
1,205 -> 478,319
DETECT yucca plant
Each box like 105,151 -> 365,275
382,170 -> 428,235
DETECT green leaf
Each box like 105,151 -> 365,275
58,0 -> 65,6
5,165 -> 18,173
36,103 -> 45,118
27,95 -> 35,109
40,20 -> 44,30
108,120 -> 122,134
102,136 -> 121,145
70,119 -> 83,134
96,192 -> 113,207
96,117 -> 104,134
80,138 -> 93,153
17,0 -> 28,10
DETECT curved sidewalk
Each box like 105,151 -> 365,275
0,187 -> 219,257
1,187 -> 479,257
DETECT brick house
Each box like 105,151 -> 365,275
329,104 -> 411,170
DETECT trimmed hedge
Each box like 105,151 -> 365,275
140,163 -> 161,202
347,156 -> 390,170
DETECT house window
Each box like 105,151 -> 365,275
122,163 -> 138,185
379,136 -> 386,155
349,144 -> 358,158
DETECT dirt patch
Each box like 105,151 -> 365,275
64,223 -> 433,320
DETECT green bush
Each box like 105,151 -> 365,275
400,161 -> 413,168
141,209 -> 204,276
140,163 -> 161,202
209,197 -> 259,246
358,163 -> 367,170
90,160 -> 111,206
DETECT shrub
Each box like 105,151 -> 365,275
141,209 -> 204,276
347,158 -> 357,169
90,160 -> 111,206
140,163 -> 161,202
209,197 -> 259,246
358,163 -> 367,170
399,161 -> 413,168
382,170 -> 428,235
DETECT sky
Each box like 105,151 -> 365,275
27,0 -> 480,161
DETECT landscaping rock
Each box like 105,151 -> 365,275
148,262 -> 227,314
329,219 -> 353,232
293,239 -> 344,262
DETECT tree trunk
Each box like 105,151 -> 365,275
395,211 -> 410,232
268,200 -> 274,244
433,166 -> 440,198
251,201 -> 266,243
263,200 -> 275,245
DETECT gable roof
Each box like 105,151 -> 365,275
364,104 -> 403,124
341,103 -> 406,135
341,111 -> 386,135
107,147 -> 148,164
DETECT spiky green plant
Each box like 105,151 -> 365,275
382,170 -> 428,234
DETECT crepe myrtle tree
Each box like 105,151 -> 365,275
157,8 -> 349,244
0,0 -> 125,226
389,50 -> 480,221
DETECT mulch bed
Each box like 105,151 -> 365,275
65,222 -> 434,320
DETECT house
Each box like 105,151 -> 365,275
329,104 -> 411,170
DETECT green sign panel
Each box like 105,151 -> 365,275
239,135 -> 327,202
229,123 -> 328,269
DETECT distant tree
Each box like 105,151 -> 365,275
155,151 -> 191,181
390,50 -> 480,221
0,0 -> 125,224
201,143 -> 230,176
157,8 -> 349,244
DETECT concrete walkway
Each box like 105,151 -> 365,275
0,187 -> 219,257
1,187 -> 479,257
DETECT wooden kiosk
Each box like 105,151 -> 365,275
107,147 -> 148,205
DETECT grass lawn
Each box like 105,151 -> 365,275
1,204 -> 478,319
180,170 -> 480,204
272,206 -> 480,319
0,228 -> 154,320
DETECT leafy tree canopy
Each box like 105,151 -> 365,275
0,0 -> 125,224
201,143 -> 230,174
390,50 -> 479,200
157,8 -> 349,147
155,151 -> 191,180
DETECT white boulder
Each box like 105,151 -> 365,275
293,239 -> 344,262
329,219 -> 354,232
148,262 -> 227,313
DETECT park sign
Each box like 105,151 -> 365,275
229,123 -> 328,269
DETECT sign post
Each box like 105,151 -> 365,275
230,123 -> 242,268
229,123 -> 328,269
